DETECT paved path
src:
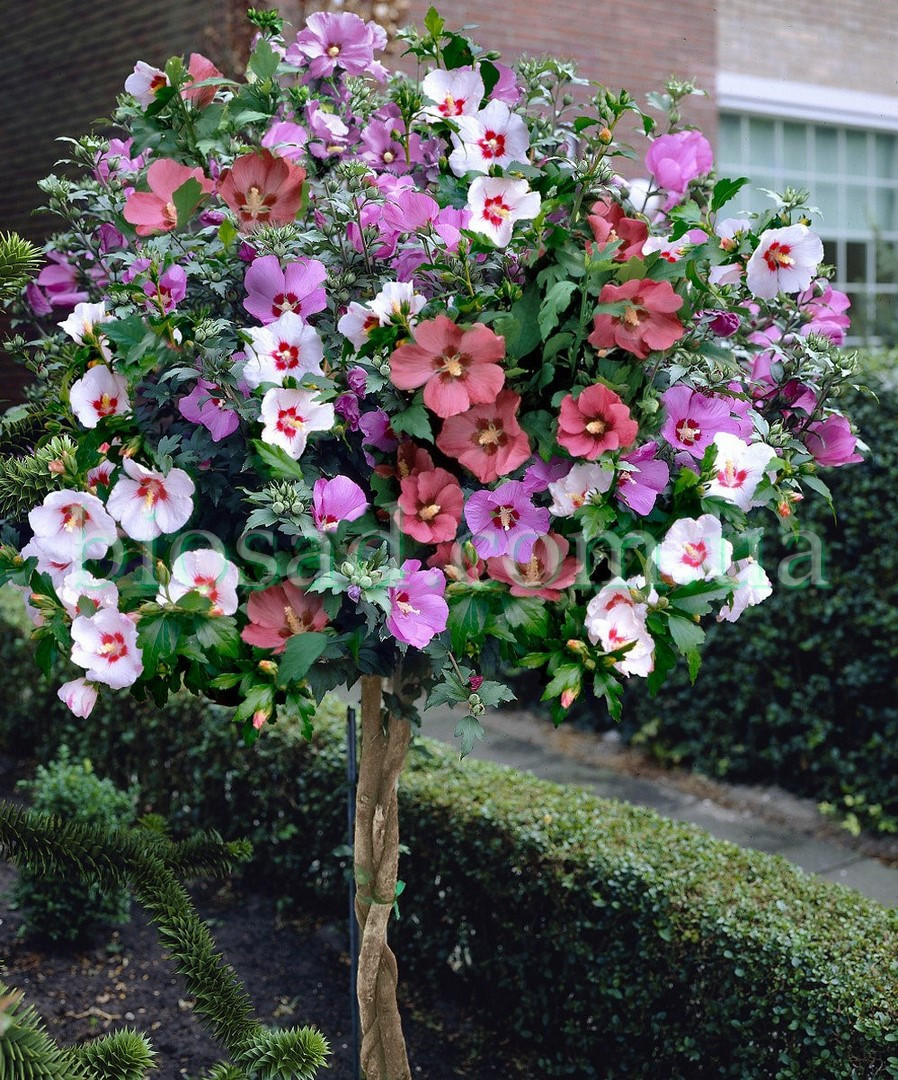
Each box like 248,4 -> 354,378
418,705 -> 898,906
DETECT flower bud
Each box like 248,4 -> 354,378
340,561 -> 354,577
467,693 -> 481,706
598,126 -> 613,144
47,459 -> 66,475
560,688 -> 579,709
258,660 -> 278,677
469,675 -> 484,691
566,638 -> 589,658
358,574 -> 373,589
470,702 -> 485,717
155,560 -> 171,587
252,709 -> 270,730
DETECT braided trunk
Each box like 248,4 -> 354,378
354,674 -> 412,1080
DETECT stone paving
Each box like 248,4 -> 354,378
418,705 -> 898,906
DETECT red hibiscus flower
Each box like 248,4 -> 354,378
486,532 -> 581,600
218,149 -> 306,229
557,383 -> 638,459
397,467 -> 464,544
123,159 -> 214,236
586,198 -> 648,261
588,278 -> 684,360
436,390 -> 531,484
389,315 -> 506,418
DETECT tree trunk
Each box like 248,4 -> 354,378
354,674 -> 412,1080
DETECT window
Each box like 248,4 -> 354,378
717,114 -> 898,343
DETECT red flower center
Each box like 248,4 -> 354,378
137,478 -> 167,507
61,504 -> 89,530
491,504 -> 519,531
474,419 -> 507,455
763,242 -> 794,272
681,541 -> 708,568
481,196 -> 511,227
675,418 -> 701,445
478,130 -> 507,158
274,341 -> 301,370
276,407 -> 306,438
92,393 -> 118,417
437,347 -> 469,380
439,96 -> 466,116
98,632 -> 128,662
272,292 -> 301,317
239,185 -> 276,221
717,462 -> 749,489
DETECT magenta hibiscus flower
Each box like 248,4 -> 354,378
312,476 -> 369,531
661,386 -> 746,459
386,560 -> 448,648
243,255 -> 328,325
390,316 -> 506,419
464,480 -> 550,561
557,383 -> 638,460
179,380 -> 240,443
615,442 -> 670,516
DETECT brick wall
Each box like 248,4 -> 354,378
719,0 -> 898,97
403,0 -> 719,149
0,0 -> 254,240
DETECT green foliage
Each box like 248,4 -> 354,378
0,803 -> 329,1078
0,232 -> 42,302
1,601 -> 896,1077
0,983 -> 81,1079
0,435 -> 78,521
14,748 -> 136,943
621,367 -> 898,835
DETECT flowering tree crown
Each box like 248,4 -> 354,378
0,7 -> 862,749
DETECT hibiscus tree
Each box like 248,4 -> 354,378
0,8 -> 865,1079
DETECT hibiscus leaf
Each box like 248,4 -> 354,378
667,614 -> 705,682
711,176 -> 750,214
277,631 -> 329,687
194,615 -> 241,660
251,439 -> 308,481
137,611 -> 183,672
390,403 -> 433,443
538,280 -> 578,339
494,285 -> 541,360
480,60 -> 500,98
234,682 -> 274,725
592,669 -> 624,723
423,6 -> 445,38
447,592 -> 492,655
172,178 -> 204,229
476,679 -> 516,708
248,38 -> 280,81
542,662 -> 581,699
503,595 -> 548,639
453,713 -> 485,759
668,580 -> 733,616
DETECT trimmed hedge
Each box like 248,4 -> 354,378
621,368 -> 898,836
3,593 -> 898,1077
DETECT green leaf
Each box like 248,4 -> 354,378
667,614 -> 705,682
277,632 -> 329,686
668,580 -> 732,616
172,177 -> 205,230
494,286 -> 541,360
251,440 -> 307,481
480,60 -> 500,98
235,682 -> 274,725
543,662 -> 582,699
477,679 -> 516,708
538,280 -> 578,339
454,713 -> 485,758
424,6 -> 445,38
194,616 -> 241,660
248,37 -> 280,80
138,612 -> 183,672
447,592 -> 492,655
711,176 -> 750,214
503,596 -> 549,639
390,403 -> 433,443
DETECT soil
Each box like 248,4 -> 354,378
0,863 -> 536,1079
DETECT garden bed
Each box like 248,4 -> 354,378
0,857 -> 535,1080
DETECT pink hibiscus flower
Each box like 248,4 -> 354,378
288,10 -> 385,78
386,560 -> 448,648
436,390 -> 531,484
803,414 -> 863,467
243,255 -> 328,325
464,480 -> 550,560
486,532 -> 580,600
182,53 -> 223,109
397,467 -> 464,544
70,608 -> 144,689
390,316 -> 506,419
645,130 -> 713,209
218,150 -> 306,230
241,582 -> 329,654
588,279 -> 685,361
615,442 -> 670,516
178,380 -> 241,442
661,386 -> 747,459
557,383 -> 638,459
586,198 -> 648,261
312,476 -> 369,531
123,159 -> 214,236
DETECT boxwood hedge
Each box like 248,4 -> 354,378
620,365 -> 898,836
3,591 -> 898,1077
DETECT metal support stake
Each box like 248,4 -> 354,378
346,705 -> 361,1080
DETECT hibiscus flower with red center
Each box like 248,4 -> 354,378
588,278 -> 684,360
586,198 -> 648,261
241,582 -> 329,654
397,467 -> 464,544
123,159 -> 214,236
557,383 -> 638,459
486,532 -> 581,600
390,315 -> 505,418
436,390 -> 531,484
218,149 -> 306,230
